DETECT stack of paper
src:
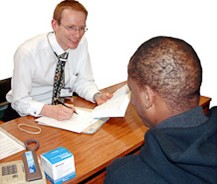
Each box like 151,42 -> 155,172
91,84 -> 130,118
0,127 -> 25,160
36,84 -> 130,134
36,108 -> 101,133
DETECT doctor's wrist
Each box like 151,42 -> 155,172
93,92 -> 101,103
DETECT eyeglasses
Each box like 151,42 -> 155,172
60,23 -> 88,34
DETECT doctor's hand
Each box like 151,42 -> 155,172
94,92 -> 113,105
40,104 -> 76,121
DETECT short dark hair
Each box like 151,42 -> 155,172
128,36 -> 202,111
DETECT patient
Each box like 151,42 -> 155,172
104,36 -> 217,184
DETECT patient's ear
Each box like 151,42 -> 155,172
143,85 -> 155,109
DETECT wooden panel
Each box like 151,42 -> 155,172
199,96 -> 211,115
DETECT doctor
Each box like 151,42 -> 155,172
3,0 -> 112,121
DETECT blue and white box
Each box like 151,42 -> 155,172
41,147 -> 76,184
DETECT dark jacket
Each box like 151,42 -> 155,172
105,106 -> 217,184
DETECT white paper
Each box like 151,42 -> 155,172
91,84 -> 130,118
36,108 -> 101,133
36,84 -> 130,133
112,84 -> 130,98
0,127 -> 25,160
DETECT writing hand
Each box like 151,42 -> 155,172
40,104 -> 76,121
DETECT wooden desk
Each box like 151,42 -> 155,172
199,95 -> 212,115
0,82 -> 211,184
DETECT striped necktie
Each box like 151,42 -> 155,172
52,52 -> 69,105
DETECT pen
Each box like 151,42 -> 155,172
54,98 -> 78,114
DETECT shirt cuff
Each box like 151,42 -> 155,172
93,92 -> 101,103
27,101 -> 44,117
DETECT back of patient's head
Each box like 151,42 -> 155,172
128,36 -> 202,112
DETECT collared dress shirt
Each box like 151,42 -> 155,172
6,32 -> 99,117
